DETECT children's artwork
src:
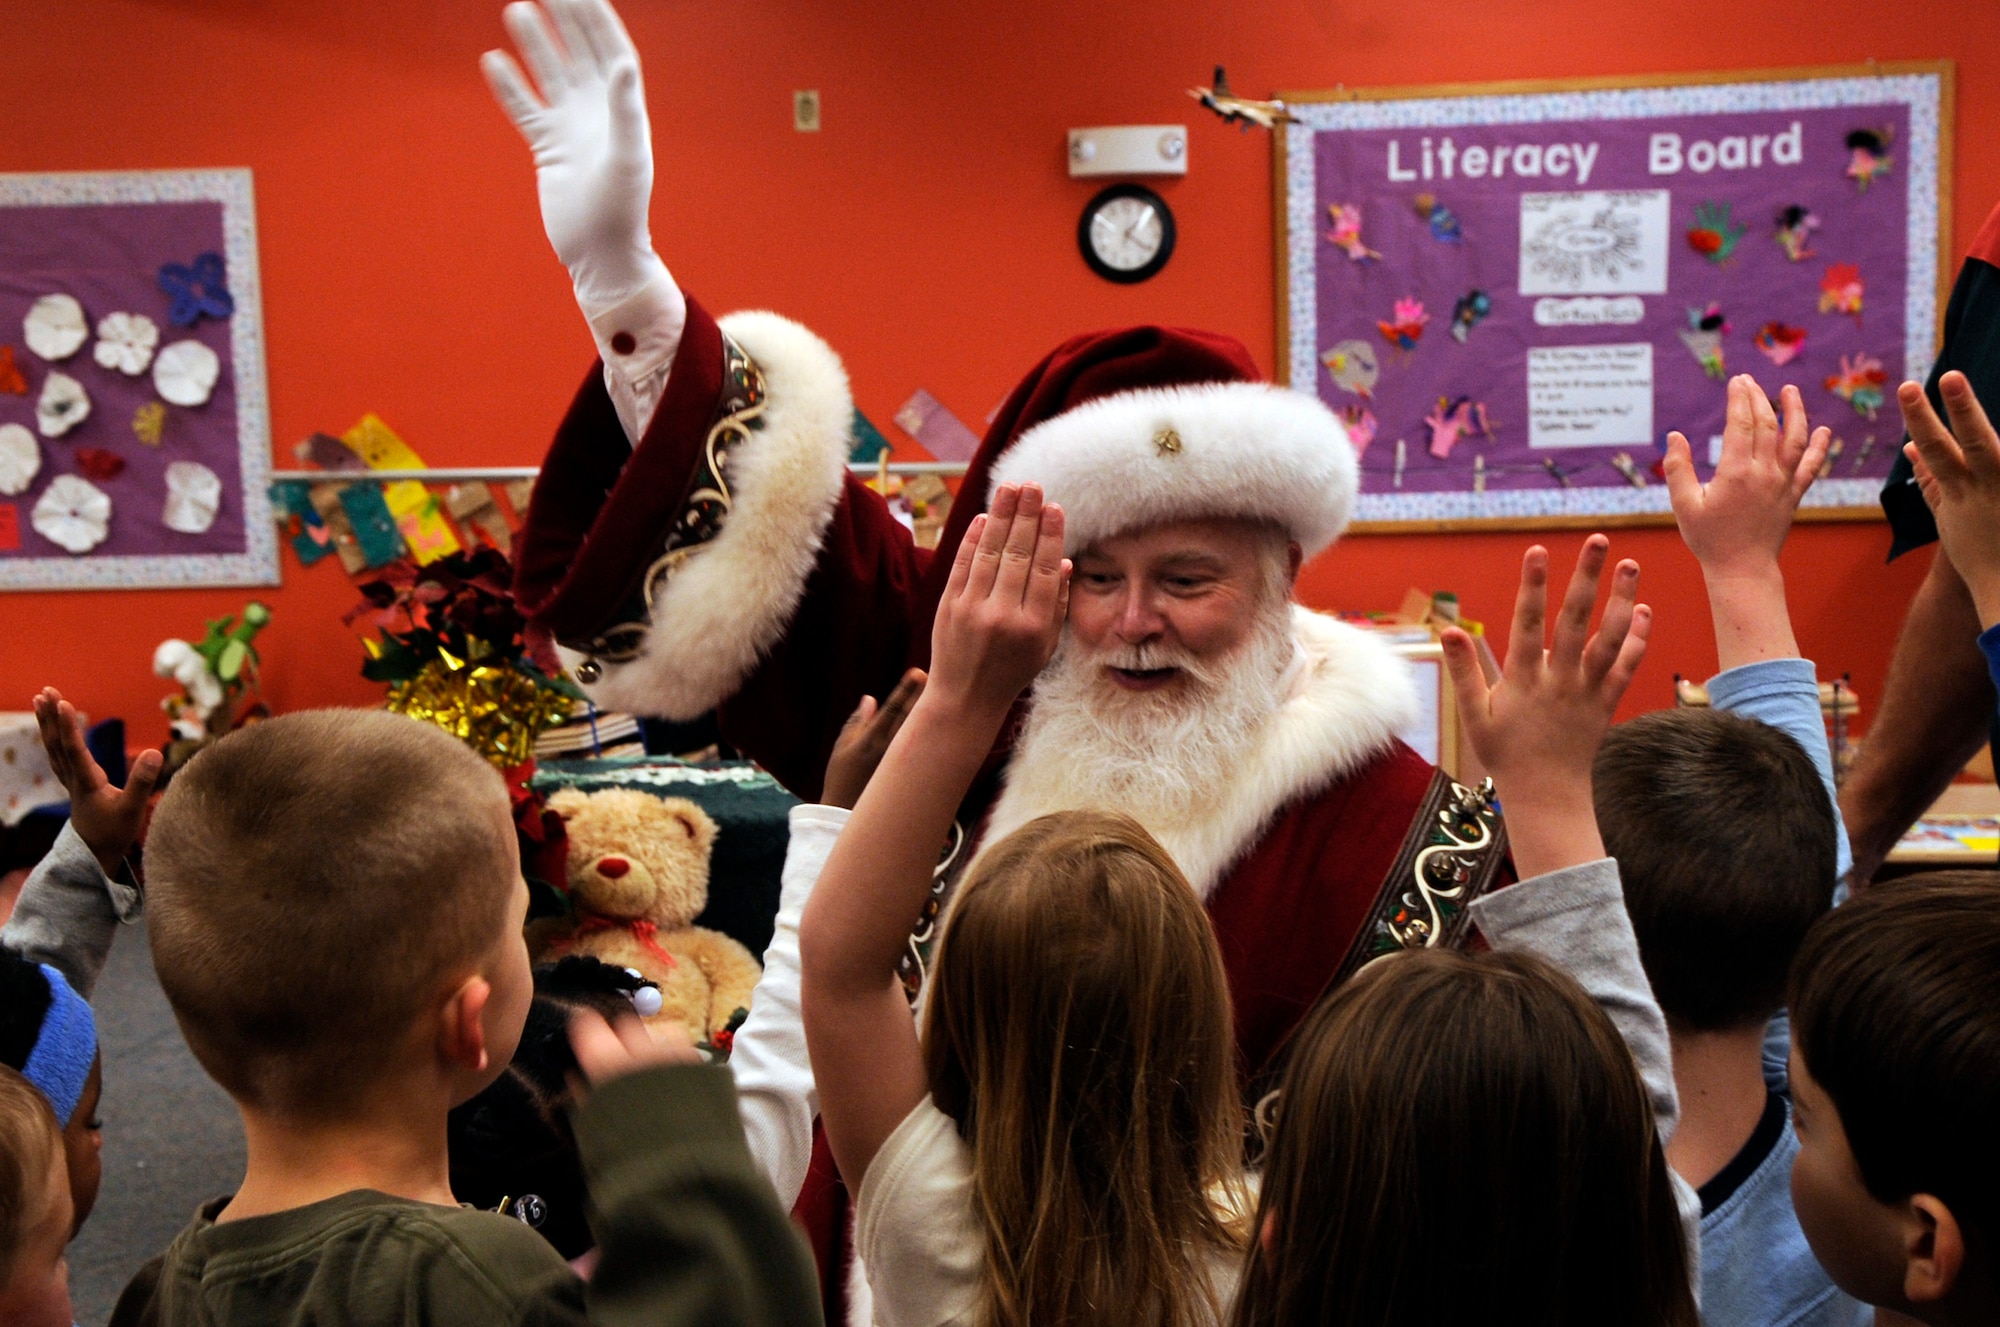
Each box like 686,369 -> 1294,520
1678,304 -> 1729,378
1325,204 -> 1381,262
0,170 -> 274,586
1774,204 -> 1820,260
1278,65 -> 1946,527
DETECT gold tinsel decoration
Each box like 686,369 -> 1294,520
382,642 -> 575,768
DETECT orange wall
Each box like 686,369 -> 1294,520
2,0 -> 1981,747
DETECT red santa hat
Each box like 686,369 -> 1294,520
947,325 -> 1358,562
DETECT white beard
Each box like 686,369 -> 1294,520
992,597 -> 1297,854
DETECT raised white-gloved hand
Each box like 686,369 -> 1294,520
482,0 -> 674,315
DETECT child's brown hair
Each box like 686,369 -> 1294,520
923,810 -> 1246,1327
145,709 -> 516,1118
0,1065 -> 63,1292
1233,948 -> 1697,1327
1594,706 -> 1837,1031
1789,871 -> 2000,1251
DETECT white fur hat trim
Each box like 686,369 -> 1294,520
986,381 -> 1357,556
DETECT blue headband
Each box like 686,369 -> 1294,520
23,965 -> 96,1128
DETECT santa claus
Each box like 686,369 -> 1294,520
486,0 -> 1504,1090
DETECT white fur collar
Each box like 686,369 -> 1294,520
982,606 -> 1418,897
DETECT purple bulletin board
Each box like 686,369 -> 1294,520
1278,67 -> 1951,529
0,170 -> 275,587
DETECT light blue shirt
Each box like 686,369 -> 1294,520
1698,659 -> 1868,1327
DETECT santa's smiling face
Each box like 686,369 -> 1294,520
1066,517 -> 1302,697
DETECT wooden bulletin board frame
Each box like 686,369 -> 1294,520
1275,62 -> 1955,533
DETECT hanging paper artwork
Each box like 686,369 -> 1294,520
267,480 -> 335,567
337,482 -> 408,569
1686,201 -> 1748,263
157,252 -> 234,326
1819,262 -> 1865,320
92,312 -> 158,376
1450,289 -> 1492,342
0,346 -> 24,395
1678,305 -> 1729,379
154,339 -> 220,407
163,461 -> 222,534
1844,127 -> 1893,192
1754,322 -> 1809,366
35,373 -> 89,438
132,401 -> 166,445
1325,204 -> 1380,261
1320,339 -> 1380,397
1825,352 -> 1888,419
1378,297 -> 1429,351
75,448 -> 125,482
1773,205 -> 1819,261
31,475 -> 110,554
1413,193 -> 1462,243
1423,395 -> 1494,459
0,425 -> 38,496
1338,404 -> 1378,456
22,294 -> 87,361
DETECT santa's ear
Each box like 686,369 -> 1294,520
1285,541 -> 1304,583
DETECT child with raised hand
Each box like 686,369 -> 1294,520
0,1064 -> 77,1327
1900,367 -> 2000,698
107,707 -> 821,1327
1591,373 -> 1870,1326
801,482 -> 1250,1327
1233,537 -> 1701,1327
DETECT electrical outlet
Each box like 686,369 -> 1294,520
794,90 -> 821,133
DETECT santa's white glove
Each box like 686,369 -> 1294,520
482,0 -> 680,321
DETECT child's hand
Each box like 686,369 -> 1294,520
1442,539 -> 1648,876
925,483 -> 1070,720
1902,370 -> 2000,629
1664,376 -> 1830,580
33,687 -> 161,877
567,1007 -> 700,1100
823,668 -> 926,810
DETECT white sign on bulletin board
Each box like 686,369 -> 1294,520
1277,64 -> 1952,531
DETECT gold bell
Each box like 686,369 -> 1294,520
1153,427 -> 1183,457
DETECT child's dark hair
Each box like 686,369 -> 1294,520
0,953 -> 53,1073
1594,707 -> 1836,1030
447,956 -> 648,1258
1233,948 -> 1697,1327
1790,871 -> 2000,1247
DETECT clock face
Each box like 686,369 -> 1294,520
1079,185 -> 1176,283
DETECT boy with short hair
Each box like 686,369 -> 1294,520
1595,375 -> 1868,1325
111,707 -> 820,1327
1788,872 -> 2000,1325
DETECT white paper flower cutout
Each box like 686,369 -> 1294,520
36,372 -> 91,438
162,461 -> 222,534
0,424 -> 39,496
93,312 -> 160,376
23,294 -> 87,361
153,340 -> 220,407
32,474 -> 111,554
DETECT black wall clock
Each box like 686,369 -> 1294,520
1078,183 -> 1175,283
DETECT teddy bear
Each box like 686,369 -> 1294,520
542,786 -> 762,1044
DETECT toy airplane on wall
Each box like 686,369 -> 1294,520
1187,67 -> 1299,130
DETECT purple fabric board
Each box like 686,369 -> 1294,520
1310,104 -> 1911,495
0,200 -> 243,556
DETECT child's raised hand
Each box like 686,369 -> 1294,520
823,668 -> 926,809
1902,370 -> 2000,628
1441,539 -> 1648,875
33,687 -> 161,877
1664,375 -> 1829,578
567,1006 -> 700,1101
926,483 -> 1070,719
